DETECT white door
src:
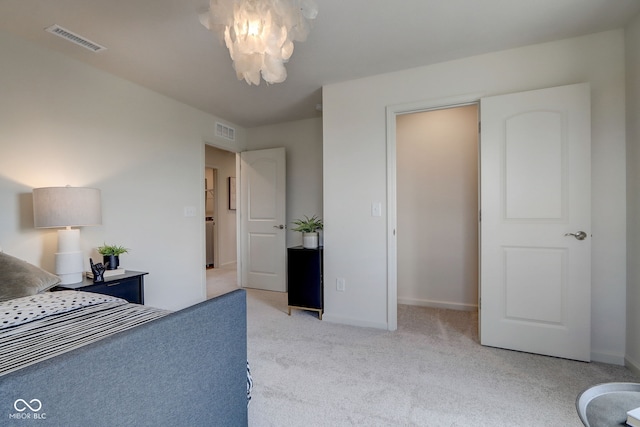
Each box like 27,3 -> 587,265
239,148 -> 287,292
480,83 -> 591,361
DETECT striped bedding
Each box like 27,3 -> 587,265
0,291 -> 170,376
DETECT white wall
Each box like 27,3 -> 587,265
397,105 -> 478,310
626,15 -> 640,373
205,145 -> 237,267
246,118 -> 323,248
0,30 -> 246,311
323,30 -> 627,363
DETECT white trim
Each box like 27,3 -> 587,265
236,153 -> 243,287
625,355 -> 640,374
589,351 -> 625,366
200,142 -> 208,301
385,92 -> 484,332
204,139 -> 241,153
385,107 -> 398,331
398,297 -> 478,312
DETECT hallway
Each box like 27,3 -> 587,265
206,263 -> 239,299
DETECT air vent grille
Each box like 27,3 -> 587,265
216,122 -> 236,141
45,25 -> 107,53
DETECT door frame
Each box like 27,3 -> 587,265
204,166 -> 218,268
385,93 -> 484,331
202,141 -> 241,296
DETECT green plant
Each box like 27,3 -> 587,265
291,215 -> 323,233
97,244 -> 129,256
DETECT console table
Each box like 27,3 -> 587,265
287,246 -> 323,319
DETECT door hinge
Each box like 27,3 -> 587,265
478,121 -> 481,133
478,210 -> 481,222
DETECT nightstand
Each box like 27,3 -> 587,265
287,246 -> 323,319
52,271 -> 147,304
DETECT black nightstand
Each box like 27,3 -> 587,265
52,271 -> 147,304
287,246 -> 323,319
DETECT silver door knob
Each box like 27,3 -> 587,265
564,231 -> 587,240
273,224 -> 285,230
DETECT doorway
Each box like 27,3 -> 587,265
205,144 -> 239,298
386,98 -> 480,330
396,104 -> 479,313
205,166 -> 217,268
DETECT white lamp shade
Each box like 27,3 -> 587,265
32,186 -> 102,284
33,187 -> 102,228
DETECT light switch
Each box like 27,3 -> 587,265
371,202 -> 382,217
184,206 -> 197,217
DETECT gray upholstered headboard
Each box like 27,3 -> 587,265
0,289 -> 248,427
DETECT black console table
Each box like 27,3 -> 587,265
52,270 -> 147,305
287,246 -> 323,319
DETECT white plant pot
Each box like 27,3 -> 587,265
302,232 -> 319,249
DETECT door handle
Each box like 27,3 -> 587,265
564,231 -> 587,240
273,225 -> 286,230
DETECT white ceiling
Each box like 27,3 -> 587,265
1,0 -> 639,128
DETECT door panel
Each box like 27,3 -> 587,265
240,148 -> 287,292
480,83 -> 591,361
505,111 -> 563,219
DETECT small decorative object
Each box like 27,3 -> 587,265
291,215 -> 323,249
97,244 -> 129,270
89,258 -> 106,283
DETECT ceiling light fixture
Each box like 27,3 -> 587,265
200,0 -> 318,86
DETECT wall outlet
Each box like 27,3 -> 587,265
184,206 -> 197,217
336,278 -> 346,292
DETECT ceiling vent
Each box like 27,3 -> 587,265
45,24 -> 107,53
216,122 -> 236,141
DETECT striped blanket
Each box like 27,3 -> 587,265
0,291 -> 170,376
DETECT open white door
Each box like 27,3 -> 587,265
239,148 -> 287,292
480,83 -> 591,361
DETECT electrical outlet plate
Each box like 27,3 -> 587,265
337,278 -> 346,291
371,202 -> 382,217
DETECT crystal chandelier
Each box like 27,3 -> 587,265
200,0 -> 318,85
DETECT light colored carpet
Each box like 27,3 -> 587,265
245,289 -> 639,427
206,263 -> 238,299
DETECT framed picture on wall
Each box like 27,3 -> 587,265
228,177 -> 236,210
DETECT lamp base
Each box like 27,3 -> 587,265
56,268 -> 83,285
55,229 -> 84,285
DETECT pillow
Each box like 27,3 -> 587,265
0,252 -> 60,301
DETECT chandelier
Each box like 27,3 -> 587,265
200,0 -> 318,85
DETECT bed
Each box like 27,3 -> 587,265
0,251 -> 248,426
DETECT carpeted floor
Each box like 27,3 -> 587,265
245,289 -> 639,427
206,263 -> 238,299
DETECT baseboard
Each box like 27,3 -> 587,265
590,351 -> 625,366
322,313 -> 388,330
625,354 -> 640,375
219,261 -> 237,268
397,297 -> 478,312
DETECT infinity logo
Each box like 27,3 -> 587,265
14,399 -> 42,412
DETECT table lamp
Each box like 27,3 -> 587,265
32,186 -> 102,284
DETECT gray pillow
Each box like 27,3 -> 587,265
0,252 -> 60,301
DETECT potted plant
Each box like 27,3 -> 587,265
291,215 -> 323,249
97,244 -> 129,270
